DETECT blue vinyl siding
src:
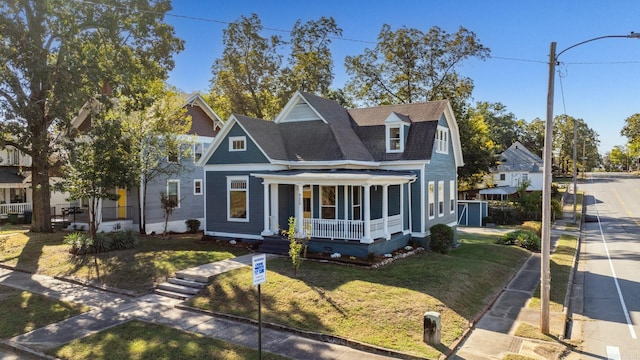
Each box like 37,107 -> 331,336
206,123 -> 269,165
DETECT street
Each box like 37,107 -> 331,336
577,172 -> 640,359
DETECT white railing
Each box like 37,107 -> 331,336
269,215 -> 278,234
0,202 -> 31,215
371,218 -> 385,239
388,214 -> 403,234
302,218 -> 364,241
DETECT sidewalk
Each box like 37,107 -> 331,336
0,255 -> 399,360
451,206 -> 582,359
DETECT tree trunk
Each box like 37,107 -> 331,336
30,152 -> 52,233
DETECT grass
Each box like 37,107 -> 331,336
0,285 -> 89,339
51,320 -> 288,360
186,233 -> 530,359
529,234 -> 578,312
0,228 -> 249,293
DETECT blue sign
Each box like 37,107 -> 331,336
252,254 -> 266,286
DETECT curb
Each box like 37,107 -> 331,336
0,340 -> 58,360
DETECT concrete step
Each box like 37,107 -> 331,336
154,288 -> 192,300
157,282 -> 201,295
168,277 -> 206,289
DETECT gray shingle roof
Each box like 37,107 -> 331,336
235,92 -> 450,163
0,167 -> 25,184
496,141 -> 543,172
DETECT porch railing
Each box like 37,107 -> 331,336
302,218 -> 364,241
302,214 -> 403,241
0,202 -> 31,216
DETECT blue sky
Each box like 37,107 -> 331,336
165,0 -> 640,155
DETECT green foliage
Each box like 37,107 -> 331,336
64,232 -> 93,255
185,219 -> 201,233
552,115 -> 600,175
497,230 -> 540,252
429,224 -> 454,254
344,24 -> 490,107
0,0 -> 184,232
551,198 -> 563,220
521,221 -> 542,237
160,191 -> 179,236
281,217 -> 310,276
64,230 -> 138,255
110,230 -> 139,250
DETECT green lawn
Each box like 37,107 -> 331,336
0,229 -> 249,293
51,320 -> 288,360
0,285 -> 89,339
187,233 -> 530,359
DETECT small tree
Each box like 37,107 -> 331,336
282,217 -> 310,276
429,224 -> 454,254
160,191 -> 178,237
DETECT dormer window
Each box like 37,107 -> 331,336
384,112 -> 410,153
387,126 -> 401,152
435,126 -> 449,154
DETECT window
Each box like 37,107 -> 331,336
450,180 -> 455,214
229,136 -> 246,151
499,173 -> 506,181
435,126 -> 449,154
167,146 -> 179,163
387,126 -> 401,152
194,179 -> 203,195
227,176 -> 248,221
352,186 -> 362,220
438,181 -> 444,216
167,180 -> 180,208
321,186 -> 337,219
428,181 -> 435,219
194,143 -> 203,161
522,173 -> 529,183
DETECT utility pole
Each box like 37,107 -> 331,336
572,121 -> 577,224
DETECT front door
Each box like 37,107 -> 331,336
303,187 -> 311,218
117,188 -> 127,219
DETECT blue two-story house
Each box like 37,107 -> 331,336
198,91 -> 463,257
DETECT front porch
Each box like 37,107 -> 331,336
253,170 -> 417,244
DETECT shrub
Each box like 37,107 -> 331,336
185,219 -> 201,233
111,229 -> 138,250
429,224 -> 454,254
521,221 -> 542,237
92,233 -> 112,253
497,230 -> 540,252
551,198 -> 563,220
64,232 -> 92,255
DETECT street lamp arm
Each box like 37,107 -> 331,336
557,32 -> 640,59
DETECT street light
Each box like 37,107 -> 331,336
542,32 -> 640,334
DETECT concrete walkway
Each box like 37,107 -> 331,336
451,206 -> 583,359
0,255 -> 399,360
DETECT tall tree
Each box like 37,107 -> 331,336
519,118 -> 546,158
119,83 -> 192,234
344,25 -> 490,109
457,106 -> 498,189
209,14 -> 282,120
621,113 -> 640,142
474,102 -> 523,152
278,16 -> 342,103
553,115 -> 600,174
0,0 -> 183,232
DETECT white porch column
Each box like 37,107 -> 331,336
383,184 -> 390,240
295,183 -> 304,236
362,185 -> 372,243
401,183 -> 409,235
270,183 -> 279,233
261,181 -> 272,236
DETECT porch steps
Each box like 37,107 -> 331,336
155,276 -> 207,300
258,237 -> 290,255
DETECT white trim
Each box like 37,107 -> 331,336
203,164 -> 287,172
275,91 -> 329,124
229,136 -> 246,152
435,125 -> 449,154
386,124 -> 403,153
227,176 -> 249,222
204,231 -> 263,240
252,172 -> 416,186
351,186 -> 362,221
194,179 -> 203,195
320,185 -> 337,219
428,181 -> 435,220
449,179 -> 455,214
167,179 -> 180,209
438,180 -> 444,217
184,93 -> 224,129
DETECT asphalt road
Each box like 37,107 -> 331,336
578,172 -> 640,359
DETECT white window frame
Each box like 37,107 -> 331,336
227,176 -> 249,222
438,181 -> 444,216
449,180 -> 455,214
428,181 -> 435,220
194,179 -> 203,195
386,125 -> 402,153
229,136 -> 246,152
194,143 -> 203,162
167,179 -> 180,209
435,126 -> 449,154
320,185 -> 337,219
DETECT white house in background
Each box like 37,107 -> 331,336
492,141 -> 543,191
0,146 -> 31,217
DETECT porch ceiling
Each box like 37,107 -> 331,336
252,169 -> 416,185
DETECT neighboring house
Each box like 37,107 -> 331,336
0,146 -> 31,218
198,91 -> 464,257
480,141 -> 543,200
70,93 -> 223,233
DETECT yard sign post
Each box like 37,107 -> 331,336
252,254 -> 267,359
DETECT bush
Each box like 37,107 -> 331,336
65,230 -> 138,255
429,224 -> 454,254
551,198 -> 563,220
185,219 -> 201,233
521,221 -> 542,237
111,229 -> 138,250
64,232 -> 92,255
497,230 -> 540,252
92,233 -> 112,253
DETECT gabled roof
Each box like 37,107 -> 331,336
496,141 -> 543,172
200,91 -> 464,167
0,166 -> 25,185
